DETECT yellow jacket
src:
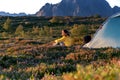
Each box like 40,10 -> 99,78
55,36 -> 74,47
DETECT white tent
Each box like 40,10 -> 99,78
83,13 -> 120,48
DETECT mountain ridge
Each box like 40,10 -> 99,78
0,11 -> 27,16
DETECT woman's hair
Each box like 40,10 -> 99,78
63,30 -> 70,36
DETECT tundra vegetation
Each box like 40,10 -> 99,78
0,16 -> 120,80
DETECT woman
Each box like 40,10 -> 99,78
53,30 -> 74,47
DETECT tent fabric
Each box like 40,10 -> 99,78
83,13 -> 120,48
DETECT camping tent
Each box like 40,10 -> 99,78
83,13 -> 120,48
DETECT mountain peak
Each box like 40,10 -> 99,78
36,0 -> 120,17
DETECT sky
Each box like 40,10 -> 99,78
0,0 -> 120,14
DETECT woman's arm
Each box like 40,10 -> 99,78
55,36 -> 65,43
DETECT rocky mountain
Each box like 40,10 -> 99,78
0,11 -> 27,16
36,0 -> 120,17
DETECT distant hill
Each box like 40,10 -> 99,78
0,11 -> 27,16
36,0 -> 120,17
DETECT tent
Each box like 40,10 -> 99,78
83,13 -> 120,48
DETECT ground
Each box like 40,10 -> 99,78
0,38 -> 120,80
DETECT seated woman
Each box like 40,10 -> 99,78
53,30 -> 74,47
